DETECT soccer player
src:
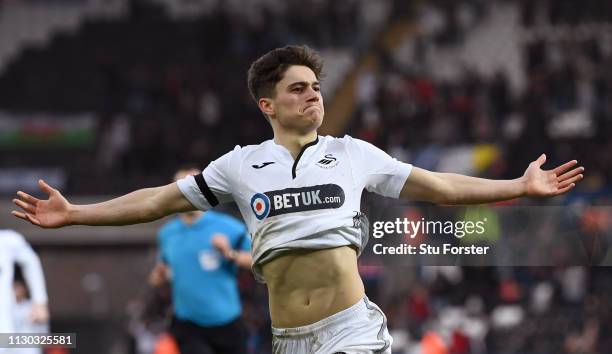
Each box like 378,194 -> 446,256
149,167 -> 251,354
0,229 -> 49,354
12,45 -> 584,353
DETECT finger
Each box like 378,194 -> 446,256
12,211 -> 42,226
17,191 -> 40,205
13,198 -> 36,214
11,210 -> 29,221
558,166 -> 584,183
555,183 -> 575,195
558,174 -> 583,189
535,154 -> 546,167
552,160 -> 578,174
24,213 -> 41,226
38,179 -> 55,195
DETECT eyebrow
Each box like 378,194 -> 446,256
287,81 -> 320,89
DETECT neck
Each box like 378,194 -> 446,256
180,211 -> 203,224
273,130 -> 318,159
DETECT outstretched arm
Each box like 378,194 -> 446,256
12,179 -> 196,228
400,154 -> 584,204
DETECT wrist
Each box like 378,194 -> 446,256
225,249 -> 237,262
516,176 -> 528,197
67,204 -> 78,225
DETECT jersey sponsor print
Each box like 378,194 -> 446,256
251,184 -> 345,220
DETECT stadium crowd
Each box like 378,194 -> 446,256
347,0 -> 612,352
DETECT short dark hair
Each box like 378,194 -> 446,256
247,45 -> 324,103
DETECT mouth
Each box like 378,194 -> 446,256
303,105 -> 320,113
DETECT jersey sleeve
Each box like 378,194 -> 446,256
345,136 -> 413,198
176,146 -> 240,211
10,232 -> 48,304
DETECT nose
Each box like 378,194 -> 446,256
306,87 -> 320,103
307,96 -> 319,104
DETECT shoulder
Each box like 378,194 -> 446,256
321,134 -> 366,146
0,229 -> 23,238
0,229 -> 25,244
320,135 -> 377,153
216,140 -> 273,162
233,140 -> 274,153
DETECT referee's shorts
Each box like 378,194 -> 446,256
170,316 -> 247,354
272,296 -> 392,354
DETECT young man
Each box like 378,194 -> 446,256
0,229 -> 49,354
149,168 -> 251,354
12,45 -> 584,353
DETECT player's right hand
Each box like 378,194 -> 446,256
11,179 -> 72,228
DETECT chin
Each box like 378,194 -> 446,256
306,109 -> 323,121
306,113 -> 323,129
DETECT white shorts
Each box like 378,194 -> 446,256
272,297 -> 392,354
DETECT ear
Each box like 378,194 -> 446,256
258,98 -> 275,117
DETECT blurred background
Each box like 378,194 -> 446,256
1,0 -> 611,353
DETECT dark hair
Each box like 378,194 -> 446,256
247,45 -> 324,103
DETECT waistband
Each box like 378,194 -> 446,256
271,296 -> 371,337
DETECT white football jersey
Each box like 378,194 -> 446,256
177,135 -> 412,281
0,230 -> 48,333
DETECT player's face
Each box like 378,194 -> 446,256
268,65 -> 324,132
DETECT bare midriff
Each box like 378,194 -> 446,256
262,245 -> 365,328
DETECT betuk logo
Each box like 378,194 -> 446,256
250,184 -> 345,220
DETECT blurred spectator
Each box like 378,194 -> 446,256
0,230 -> 49,354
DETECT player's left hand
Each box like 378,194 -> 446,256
30,303 -> 49,324
523,154 -> 584,197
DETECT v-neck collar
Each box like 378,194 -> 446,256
268,136 -> 320,179
291,136 -> 319,179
